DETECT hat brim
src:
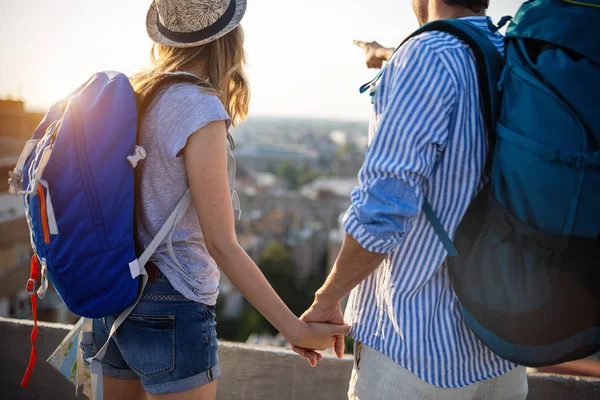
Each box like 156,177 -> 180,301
146,0 -> 247,48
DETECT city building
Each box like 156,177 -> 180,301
0,98 -> 76,323
0,99 -> 45,139
330,143 -> 365,178
234,142 -> 320,172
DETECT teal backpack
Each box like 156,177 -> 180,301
416,0 -> 600,367
361,0 -> 600,367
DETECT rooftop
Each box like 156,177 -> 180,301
2,317 -> 599,400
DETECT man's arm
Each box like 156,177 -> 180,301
295,36 -> 458,364
314,234 -> 387,306
292,234 -> 386,366
353,40 -> 395,69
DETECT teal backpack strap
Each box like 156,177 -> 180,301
408,19 -> 505,257
357,19 -> 506,257
359,19 -> 505,117
408,19 -> 504,143
423,198 -> 459,257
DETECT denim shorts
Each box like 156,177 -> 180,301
92,271 -> 220,395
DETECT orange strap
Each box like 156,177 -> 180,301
21,255 -> 40,387
38,185 -> 50,243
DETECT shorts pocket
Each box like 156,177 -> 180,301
202,306 -> 217,341
201,305 -> 219,368
117,314 -> 175,378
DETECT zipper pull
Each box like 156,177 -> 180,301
370,84 -> 377,105
37,258 -> 49,300
41,180 -> 58,235
31,146 -> 52,195
38,186 -> 51,244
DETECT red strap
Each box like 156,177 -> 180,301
38,186 -> 50,244
21,255 -> 40,388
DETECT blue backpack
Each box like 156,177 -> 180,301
10,71 -> 199,389
413,1 -> 599,367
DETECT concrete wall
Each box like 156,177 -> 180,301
1,318 -> 599,400
1,318 -> 78,400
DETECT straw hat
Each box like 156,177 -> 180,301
146,0 -> 247,48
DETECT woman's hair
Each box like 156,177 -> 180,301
131,26 -> 250,125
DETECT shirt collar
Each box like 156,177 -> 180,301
457,16 -> 494,32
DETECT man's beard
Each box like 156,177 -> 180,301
412,0 -> 429,25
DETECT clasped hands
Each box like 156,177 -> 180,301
290,299 -> 347,367
284,41 -> 396,366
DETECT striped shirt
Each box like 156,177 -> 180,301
343,17 -> 517,388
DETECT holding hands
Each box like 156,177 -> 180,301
291,300 -> 347,367
288,233 -> 389,367
290,317 -> 349,354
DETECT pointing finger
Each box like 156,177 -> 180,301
353,40 -> 368,50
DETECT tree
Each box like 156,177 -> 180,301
276,161 -> 298,190
276,161 -> 321,190
259,241 -> 300,313
297,165 -> 320,188
216,241 -> 331,342
266,161 -> 277,175
335,142 -> 359,157
216,300 -> 272,341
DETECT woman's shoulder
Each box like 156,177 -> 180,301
148,82 -> 230,126
156,83 -> 224,110
143,82 -> 231,158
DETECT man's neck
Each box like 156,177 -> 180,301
428,4 -> 486,23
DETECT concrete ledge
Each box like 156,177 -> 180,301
1,317 -> 78,400
1,318 -> 599,400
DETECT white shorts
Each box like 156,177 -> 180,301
348,343 -> 528,400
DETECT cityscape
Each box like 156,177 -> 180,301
1,95 -> 598,398
1,0 -> 599,398
0,96 -> 367,347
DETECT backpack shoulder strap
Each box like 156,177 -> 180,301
132,72 -> 205,255
135,72 -> 206,143
407,19 -> 504,139
409,20 -> 505,257
85,189 -> 192,400
361,20 -> 504,146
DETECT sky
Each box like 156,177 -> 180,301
0,0 -> 523,121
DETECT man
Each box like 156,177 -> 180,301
293,1 -> 529,399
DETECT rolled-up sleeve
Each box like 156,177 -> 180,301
344,37 -> 457,254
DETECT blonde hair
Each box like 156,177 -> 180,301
131,26 -> 250,125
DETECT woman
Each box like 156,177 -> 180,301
92,1 -> 349,399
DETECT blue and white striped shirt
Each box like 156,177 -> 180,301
344,17 -> 517,388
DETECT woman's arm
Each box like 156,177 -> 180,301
184,120 -> 348,353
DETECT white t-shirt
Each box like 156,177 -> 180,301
136,83 -> 234,305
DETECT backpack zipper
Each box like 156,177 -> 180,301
37,185 -> 50,244
40,180 -> 59,236
563,0 -> 600,9
70,99 -> 109,250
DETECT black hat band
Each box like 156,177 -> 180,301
157,0 -> 237,44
